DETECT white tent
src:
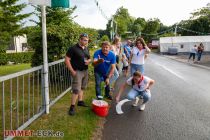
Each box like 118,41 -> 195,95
159,36 -> 210,54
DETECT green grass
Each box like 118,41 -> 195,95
1,49 -> 105,140
15,81 -> 101,140
0,63 -> 31,76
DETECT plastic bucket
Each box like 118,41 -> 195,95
92,100 -> 109,117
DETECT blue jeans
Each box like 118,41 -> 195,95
130,63 -> 144,76
108,67 -> 119,85
127,89 -> 151,104
197,52 -> 203,61
94,72 -> 110,97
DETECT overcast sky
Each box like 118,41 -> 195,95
21,0 -> 210,29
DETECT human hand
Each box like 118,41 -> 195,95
105,78 -> 109,85
116,95 -> 120,103
98,55 -> 104,63
71,70 -> 77,77
84,59 -> 91,65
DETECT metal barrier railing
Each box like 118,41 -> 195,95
0,59 -> 71,140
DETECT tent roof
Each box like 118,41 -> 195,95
160,36 -> 210,43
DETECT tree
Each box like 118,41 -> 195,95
178,4 -> 210,36
142,18 -> 161,42
29,6 -> 98,66
0,0 -> 31,52
106,7 -> 134,38
131,18 -> 146,37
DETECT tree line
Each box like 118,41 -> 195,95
0,0 -> 210,66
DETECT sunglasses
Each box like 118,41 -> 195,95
82,39 -> 89,42
80,33 -> 88,38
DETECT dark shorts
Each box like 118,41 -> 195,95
122,66 -> 128,70
72,70 -> 88,94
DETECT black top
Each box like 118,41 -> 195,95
66,43 -> 90,71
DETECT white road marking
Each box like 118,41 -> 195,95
116,99 -> 131,114
151,59 -> 185,81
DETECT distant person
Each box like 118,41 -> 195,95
93,41 -> 116,100
197,43 -> 204,62
110,36 -> 123,72
188,45 -> 197,62
65,33 -> 91,116
123,39 -> 132,60
129,37 -> 151,75
116,71 -> 155,111
121,53 -> 129,77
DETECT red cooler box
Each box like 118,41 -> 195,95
92,100 -> 109,117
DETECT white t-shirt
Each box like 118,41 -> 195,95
126,76 -> 151,91
190,47 -> 197,54
122,57 -> 128,67
131,47 -> 146,65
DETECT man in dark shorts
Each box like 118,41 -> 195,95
65,33 -> 92,116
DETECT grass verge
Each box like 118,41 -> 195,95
0,63 -> 31,76
15,81 -> 101,140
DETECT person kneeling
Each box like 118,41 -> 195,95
116,71 -> 155,111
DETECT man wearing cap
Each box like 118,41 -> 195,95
93,41 -> 116,100
65,33 -> 91,116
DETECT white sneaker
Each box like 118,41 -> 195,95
132,97 -> 140,107
139,103 -> 145,111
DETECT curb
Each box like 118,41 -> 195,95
163,55 -> 210,70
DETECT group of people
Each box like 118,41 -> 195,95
188,43 -> 204,62
65,33 -> 155,116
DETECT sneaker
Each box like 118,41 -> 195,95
77,101 -> 88,107
69,105 -> 75,116
105,95 -> 113,100
97,95 -> 103,100
132,97 -> 140,107
139,104 -> 145,111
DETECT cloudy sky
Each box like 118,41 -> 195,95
21,0 -> 209,29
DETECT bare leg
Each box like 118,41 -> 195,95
78,90 -> 83,101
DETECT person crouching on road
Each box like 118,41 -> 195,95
93,41 -> 116,100
116,71 -> 155,111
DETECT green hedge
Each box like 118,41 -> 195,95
0,52 -> 34,65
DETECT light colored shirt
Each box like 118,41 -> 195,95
126,76 -> 151,91
122,57 -> 128,67
131,47 -> 146,65
190,47 -> 197,54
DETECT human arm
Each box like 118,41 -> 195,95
65,56 -> 76,76
129,53 -> 133,65
141,38 -> 151,54
145,79 -> 155,90
115,82 -> 128,103
92,53 -> 104,67
92,58 -> 104,67
84,59 -> 92,65
105,64 -> 115,85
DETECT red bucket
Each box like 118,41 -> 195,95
92,100 -> 109,117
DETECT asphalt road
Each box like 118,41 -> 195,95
102,53 -> 210,140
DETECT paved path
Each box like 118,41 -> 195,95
101,53 -> 210,140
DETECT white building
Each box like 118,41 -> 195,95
159,36 -> 210,54
7,34 -> 28,53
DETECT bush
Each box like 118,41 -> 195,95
0,52 -> 34,65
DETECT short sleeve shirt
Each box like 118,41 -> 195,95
93,49 -> 116,76
131,47 -> 146,65
66,43 -> 90,71
126,76 -> 151,91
